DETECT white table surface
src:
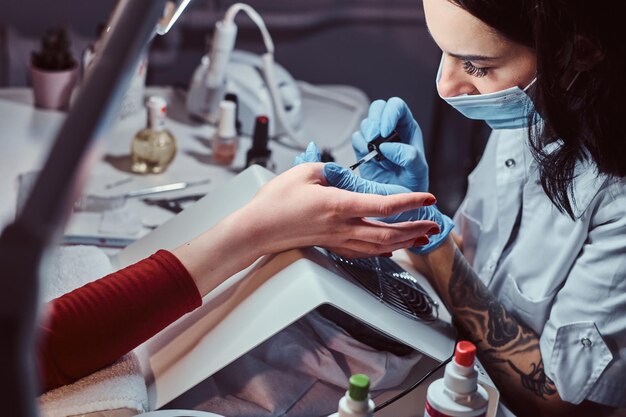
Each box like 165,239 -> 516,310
0,86 -> 364,245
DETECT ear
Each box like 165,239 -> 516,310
573,35 -> 605,71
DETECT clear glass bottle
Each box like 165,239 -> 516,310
131,96 -> 177,174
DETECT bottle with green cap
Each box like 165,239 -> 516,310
328,374 -> 375,417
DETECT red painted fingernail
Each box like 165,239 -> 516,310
427,226 -> 440,235
414,236 -> 430,246
380,252 -> 393,258
424,197 -> 437,206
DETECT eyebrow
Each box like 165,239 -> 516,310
424,24 -> 501,62
447,52 -> 498,62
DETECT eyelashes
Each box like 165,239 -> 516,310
463,61 -> 489,78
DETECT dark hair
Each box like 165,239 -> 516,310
449,0 -> 625,218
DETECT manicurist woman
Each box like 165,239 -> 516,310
305,0 -> 625,415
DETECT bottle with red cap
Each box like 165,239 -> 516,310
424,341 -> 489,417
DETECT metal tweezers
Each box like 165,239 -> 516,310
142,193 -> 205,213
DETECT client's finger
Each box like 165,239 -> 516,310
335,190 -> 436,218
347,218 -> 438,245
328,235 -> 427,258
325,246 -> 374,260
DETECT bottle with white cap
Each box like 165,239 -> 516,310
212,99 -> 238,165
328,374 -> 375,417
131,96 -> 177,174
424,341 -> 489,417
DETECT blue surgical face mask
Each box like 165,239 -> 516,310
436,55 -> 538,130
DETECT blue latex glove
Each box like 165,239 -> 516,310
353,97 -> 428,192
324,163 -> 453,254
293,142 -> 322,165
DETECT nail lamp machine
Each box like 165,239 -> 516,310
187,49 -> 304,139
113,166 -> 500,416
185,3 -> 366,150
185,4 -> 304,140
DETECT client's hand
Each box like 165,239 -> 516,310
243,163 -> 439,259
173,163 -> 439,296
323,163 -> 454,255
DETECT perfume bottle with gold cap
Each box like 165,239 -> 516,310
131,96 -> 177,174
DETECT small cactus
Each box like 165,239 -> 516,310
31,27 -> 77,71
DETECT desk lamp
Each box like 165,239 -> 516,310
0,1 -> 191,416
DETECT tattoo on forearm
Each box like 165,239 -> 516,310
508,359 -> 558,398
448,255 -> 519,347
447,248 -> 557,400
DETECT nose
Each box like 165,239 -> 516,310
437,58 -> 477,98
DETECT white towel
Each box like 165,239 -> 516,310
38,245 -> 148,417
40,245 -> 114,303
39,354 -> 147,417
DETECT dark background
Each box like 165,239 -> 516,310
0,0 -> 489,215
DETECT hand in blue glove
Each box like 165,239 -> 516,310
293,142 -> 322,165
353,97 -> 428,192
324,163 -> 453,254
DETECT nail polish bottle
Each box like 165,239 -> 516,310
224,92 -> 242,135
245,115 -> 275,171
131,96 -> 177,174
211,100 -> 238,165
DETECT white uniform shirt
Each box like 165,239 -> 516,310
454,128 -> 626,407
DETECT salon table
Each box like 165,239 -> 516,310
0,85 -> 364,248
0,87 -> 507,417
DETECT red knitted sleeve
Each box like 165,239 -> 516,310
37,249 -> 202,393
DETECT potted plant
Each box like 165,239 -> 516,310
30,27 -> 78,110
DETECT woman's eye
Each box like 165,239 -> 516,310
462,61 -> 489,78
